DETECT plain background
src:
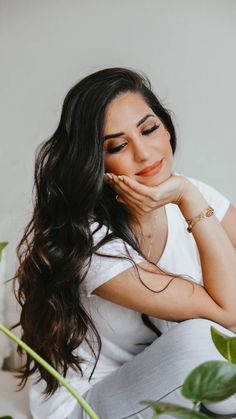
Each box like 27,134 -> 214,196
0,0 -> 236,229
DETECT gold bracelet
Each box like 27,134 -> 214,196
186,206 -> 215,233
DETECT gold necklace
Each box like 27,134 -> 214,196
143,208 -> 167,261
143,213 -> 160,260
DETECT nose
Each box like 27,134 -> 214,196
132,134 -> 150,162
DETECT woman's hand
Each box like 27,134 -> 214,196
104,173 -> 197,216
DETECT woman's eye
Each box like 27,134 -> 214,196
142,124 -> 160,135
106,143 -> 127,154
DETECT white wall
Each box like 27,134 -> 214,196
1,0 -> 236,226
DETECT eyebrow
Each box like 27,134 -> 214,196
103,113 -> 156,141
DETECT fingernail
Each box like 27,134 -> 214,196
118,175 -> 124,181
105,173 -> 113,180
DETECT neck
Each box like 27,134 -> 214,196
130,206 -> 165,235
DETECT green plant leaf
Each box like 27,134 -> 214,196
0,416 -> 13,419
182,360 -> 236,403
141,401 -> 209,418
0,242 -> 8,261
211,326 -> 236,364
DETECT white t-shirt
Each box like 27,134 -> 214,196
29,175 -> 230,419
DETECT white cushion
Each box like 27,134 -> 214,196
0,370 -> 32,418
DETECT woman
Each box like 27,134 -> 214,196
14,67 -> 236,418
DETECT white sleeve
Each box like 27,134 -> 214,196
80,224 -> 144,298
184,175 -> 230,221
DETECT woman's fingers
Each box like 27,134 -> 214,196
104,173 -> 164,215
105,173 -> 156,202
105,174 -> 144,202
104,177 -> 148,215
104,173 -> 190,212
112,182 -> 144,208
117,175 -> 155,198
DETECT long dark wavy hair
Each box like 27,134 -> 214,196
13,67 -> 177,396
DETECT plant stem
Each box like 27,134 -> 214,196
0,324 -> 99,419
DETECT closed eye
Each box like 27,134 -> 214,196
105,124 -> 160,154
142,124 -> 160,135
106,143 -> 127,154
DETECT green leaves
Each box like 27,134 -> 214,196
141,401 -> 209,418
0,416 -> 13,419
181,327 -> 236,404
0,242 -> 8,262
142,360 -> 236,417
182,360 -> 236,403
211,326 -> 236,364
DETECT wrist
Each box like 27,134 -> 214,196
186,206 -> 214,232
178,179 -> 209,220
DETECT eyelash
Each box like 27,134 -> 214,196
106,124 -> 160,154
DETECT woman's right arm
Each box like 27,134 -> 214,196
93,177 -> 236,332
178,180 -> 236,325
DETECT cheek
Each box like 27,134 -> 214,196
104,155 -> 131,175
165,140 -> 174,159
164,144 -> 174,168
159,131 -> 173,157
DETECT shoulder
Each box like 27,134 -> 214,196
90,222 -> 127,255
90,221 -> 110,244
81,221 -> 144,298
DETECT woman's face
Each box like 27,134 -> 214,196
103,92 -> 173,186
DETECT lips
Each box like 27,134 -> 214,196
136,159 -> 163,176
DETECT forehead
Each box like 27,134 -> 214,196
103,92 -> 153,130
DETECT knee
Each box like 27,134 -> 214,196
175,318 -> 213,340
177,318 -> 233,342
172,318 -> 232,361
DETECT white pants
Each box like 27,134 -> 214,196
68,319 -> 236,418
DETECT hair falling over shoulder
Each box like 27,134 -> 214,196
12,67 -> 177,396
